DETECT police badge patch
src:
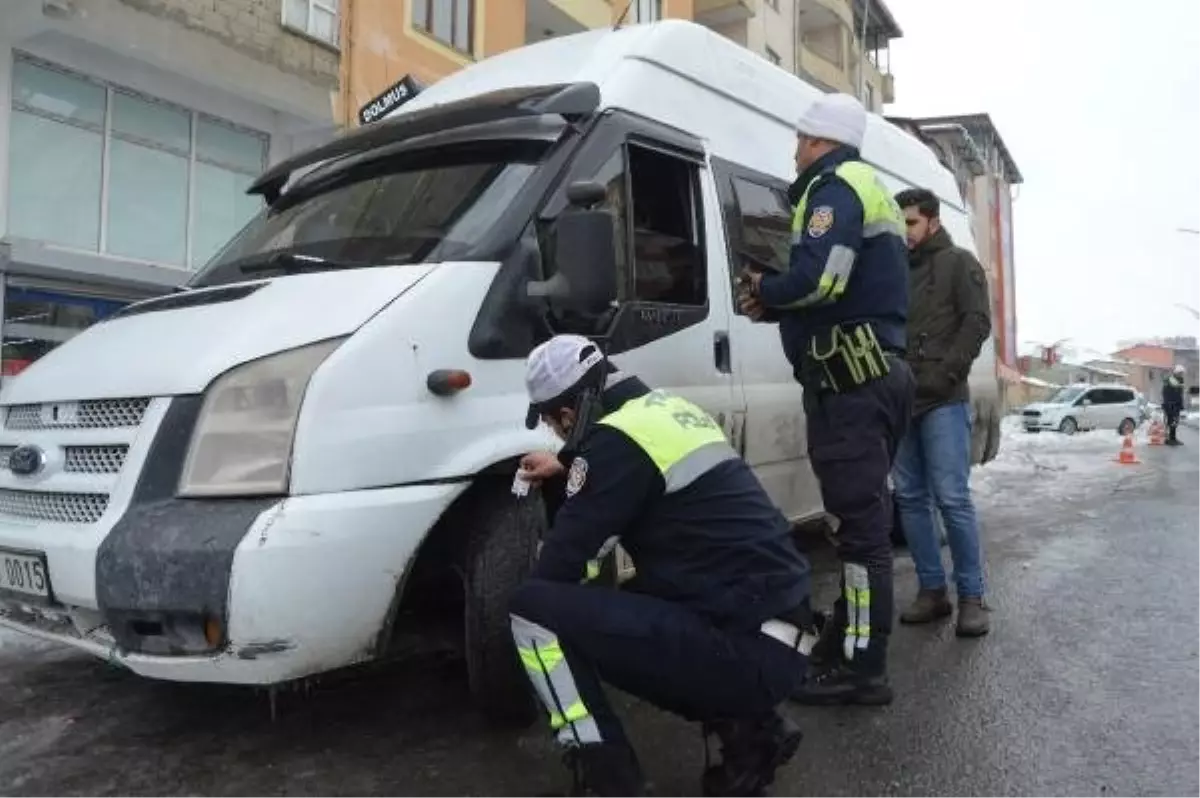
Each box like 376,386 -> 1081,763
807,206 -> 835,238
566,457 -> 589,497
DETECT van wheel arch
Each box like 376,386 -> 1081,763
378,469 -> 544,727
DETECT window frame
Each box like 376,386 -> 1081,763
282,0 -> 341,48
411,0 -> 475,56
633,0 -> 663,23
709,156 -> 794,316
534,110 -> 711,355
8,54 -> 270,270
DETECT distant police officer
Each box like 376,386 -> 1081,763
1162,365 -> 1186,446
510,335 -> 817,797
740,94 -> 915,706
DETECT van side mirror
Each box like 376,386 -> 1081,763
1080,398 -> 1092,406
527,180 -> 618,333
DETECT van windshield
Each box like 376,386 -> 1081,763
189,143 -> 544,288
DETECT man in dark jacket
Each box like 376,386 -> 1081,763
511,335 -> 816,796
1162,365 -> 1186,445
891,188 -> 993,637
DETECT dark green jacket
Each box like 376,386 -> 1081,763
905,228 -> 992,417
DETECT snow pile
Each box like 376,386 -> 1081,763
971,416 -> 1134,500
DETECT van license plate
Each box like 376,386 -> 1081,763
0,549 -> 52,599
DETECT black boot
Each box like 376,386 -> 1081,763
790,661 -> 893,706
701,712 -> 803,797
562,742 -> 647,797
805,609 -> 840,672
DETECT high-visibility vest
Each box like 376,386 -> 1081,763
792,160 -> 905,243
598,390 -> 737,494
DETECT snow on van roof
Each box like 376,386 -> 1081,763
393,21 -> 964,211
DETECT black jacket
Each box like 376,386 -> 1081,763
905,228 -> 992,417
534,377 -> 811,633
1162,374 -> 1185,411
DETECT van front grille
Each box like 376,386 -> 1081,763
0,489 -> 109,524
4,398 -> 150,431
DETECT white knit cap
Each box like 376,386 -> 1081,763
796,93 -> 868,150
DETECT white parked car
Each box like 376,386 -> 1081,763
1021,383 -> 1142,436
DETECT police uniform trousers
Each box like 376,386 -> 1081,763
510,579 -> 807,749
803,357 -> 914,675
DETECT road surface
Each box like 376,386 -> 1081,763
1,423 -> 1196,796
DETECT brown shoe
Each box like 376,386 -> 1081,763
899,588 -> 953,624
956,597 -> 991,637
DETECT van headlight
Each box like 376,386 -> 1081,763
178,338 -> 345,497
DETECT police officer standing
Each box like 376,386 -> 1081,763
510,335 -> 817,796
1162,364 -> 1187,446
740,93 -> 914,706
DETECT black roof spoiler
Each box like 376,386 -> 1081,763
248,82 -> 601,204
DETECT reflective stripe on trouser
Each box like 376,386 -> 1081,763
511,613 -> 603,745
842,563 -> 871,661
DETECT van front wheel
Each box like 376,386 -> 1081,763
462,484 -> 543,728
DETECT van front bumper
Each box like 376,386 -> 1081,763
0,482 -> 465,684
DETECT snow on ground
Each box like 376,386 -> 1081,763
971,415 -> 1143,503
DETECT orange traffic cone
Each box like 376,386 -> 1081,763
1148,420 -> 1166,446
1115,433 -> 1141,465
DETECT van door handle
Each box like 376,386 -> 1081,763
714,331 -> 732,374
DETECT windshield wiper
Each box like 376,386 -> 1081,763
238,252 -> 361,276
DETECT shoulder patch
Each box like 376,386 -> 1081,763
565,457 -> 589,497
969,268 -> 987,287
807,206 -> 835,239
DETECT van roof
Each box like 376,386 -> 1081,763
396,20 -> 965,211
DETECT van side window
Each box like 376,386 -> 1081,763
540,144 -> 706,308
626,144 -> 706,305
731,177 -> 792,274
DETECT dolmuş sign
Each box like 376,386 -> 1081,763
357,75 -> 424,126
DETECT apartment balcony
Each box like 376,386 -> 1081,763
526,0 -> 611,43
694,0 -> 759,27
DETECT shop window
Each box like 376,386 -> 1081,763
7,57 -> 268,270
282,0 -> 340,46
412,0 -> 474,54
1,287 -> 129,376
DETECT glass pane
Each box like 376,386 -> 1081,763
11,60 -> 106,127
311,6 -> 337,42
453,0 -> 471,51
190,147 -> 544,288
412,0 -> 427,28
283,0 -> 308,29
7,111 -> 102,250
192,163 -> 263,268
196,117 -> 267,173
111,91 -> 191,153
106,140 -> 188,264
431,0 -> 451,43
733,178 -> 792,273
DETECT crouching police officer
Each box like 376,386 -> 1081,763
510,334 -> 817,797
740,93 -> 915,706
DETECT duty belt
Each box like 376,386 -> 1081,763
798,322 -> 894,395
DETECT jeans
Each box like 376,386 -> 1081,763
892,401 -> 985,598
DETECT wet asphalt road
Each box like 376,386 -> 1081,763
1,425 -> 1197,797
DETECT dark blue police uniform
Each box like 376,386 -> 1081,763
509,373 -> 812,794
752,145 -> 915,701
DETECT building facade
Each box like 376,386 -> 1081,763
890,114 -> 1023,396
699,0 -> 899,112
338,0 -> 899,126
0,0 -> 342,377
